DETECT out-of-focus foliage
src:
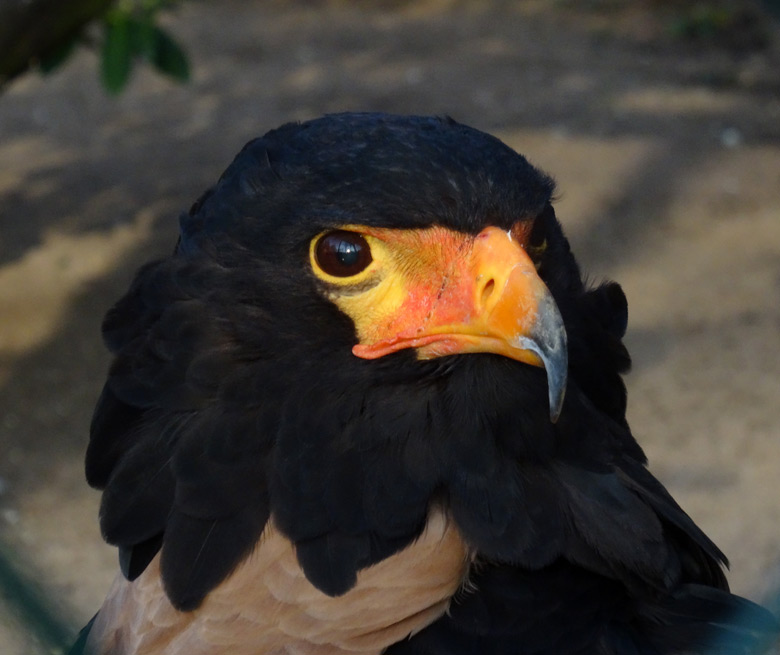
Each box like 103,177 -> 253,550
667,2 -> 773,50
0,0 -> 189,95
100,0 -> 190,94
555,0 -> 776,52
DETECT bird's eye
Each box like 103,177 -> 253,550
528,217 -> 547,251
314,231 -> 373,277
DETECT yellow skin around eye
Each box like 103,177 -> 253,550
309,226 -> 475,347
309,222 -> 568,420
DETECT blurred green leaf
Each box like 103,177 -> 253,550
149,26 -> 190,82
128,15 -> 158,60
101,14 -> 133,94
2,0 -> 191,94
98,4 -> 190,94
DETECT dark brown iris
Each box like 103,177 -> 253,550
315,231 -> 373,277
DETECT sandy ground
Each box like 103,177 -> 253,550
0,1 -> 779,653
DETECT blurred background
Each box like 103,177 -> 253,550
1,1 -> 779,653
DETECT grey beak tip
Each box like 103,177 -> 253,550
529,291 -> 568,423
515,289 -> 569,424
547,370 -> 567,423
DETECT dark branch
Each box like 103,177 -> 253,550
0,0 -> 113,90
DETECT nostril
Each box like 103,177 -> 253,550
480,278 -> 495,309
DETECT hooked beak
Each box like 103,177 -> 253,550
352,226 -> 568,422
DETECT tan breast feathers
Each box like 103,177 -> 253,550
86,510 -> 470,655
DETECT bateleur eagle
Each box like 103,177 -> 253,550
74,113 -> 778,655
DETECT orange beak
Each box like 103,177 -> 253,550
351,226 -> 568,421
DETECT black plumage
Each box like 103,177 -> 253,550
82,113 -> 777,653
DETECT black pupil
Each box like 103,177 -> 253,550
316,231 -> 372,277
336,241 -> 360,266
